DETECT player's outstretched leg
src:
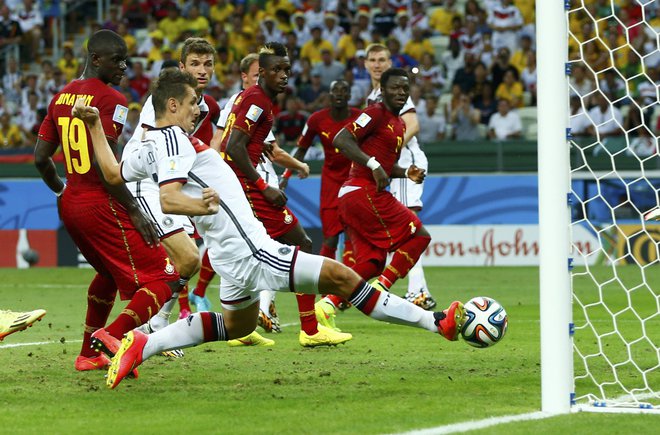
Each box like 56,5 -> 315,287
257,290 -> 281,333
316,257 -> 466,342
0,309 -> 46,341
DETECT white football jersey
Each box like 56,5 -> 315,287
121,125 -> 272,265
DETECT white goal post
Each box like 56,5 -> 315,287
538,0 -> 659,414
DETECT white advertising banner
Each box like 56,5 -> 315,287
423,225 -> 600,266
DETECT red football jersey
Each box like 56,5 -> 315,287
220,84 -> 273,178
343,103 -> 406,187
38,78 -> 128,193
192,94 -> 221,145
298,107 -> 361,187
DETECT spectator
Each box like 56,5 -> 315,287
0,5 -> 23,55
129,61 -> 151,100
292,57 -> 313,92
275,96 -> 308,147
479,32 -> 496,68
183,5 -> 210,38
181,0 -> 210,19
351,49 -> 371,96
391,9 -> 413,48
470,61 -> 490,101
490,47 -> 519,91
403,26 -> 434,62
511,33 -> 533,73
441,37 -> 464,85
344,69 -> 367,108
158,6 -> 185,45
335,0 -> 355,33
101,5 -> 122,32
487,0 -> 523,53
149,47 -> 175,80
122,0 -> 148,29
119,102 -> 142,149
458,18 -> 483,57
337,23 -> 365,63
626,127 -> 658,158
464,0 -> 484,24
521,51 -> 537,105
417,94 -> 446,144
448,15 -> 465,40
2,57 -> 21,110
322,12 -> 345,47
19,91 -> 39,145
300,25 -> 334,64
569,95 -> 591,137
473,81 -> 498,125
429,0 -> 462,35
298,71 -> 328,113
409,0 -> 430,32
450,92 -> 482,141
273,9 -> 293,35
355,10 -> 373,43
417,52 -> 446,93
312,48 -> 346,88
113,76 -> 140,105
372,0 -> 396,39
260,15 -> 285,44
15,0 -> 43,62
0,112 -> 23,149
599,69 -> 627,103
116,22 -> 137,57
20,73 -> 45,110
569,62 -> 595,98
291,11 -> 311,48
388,37 -> 418,70
453,52 -> 478,94
210,0 -> 233,22
444,83 -> 463,121
488,99 -> 522,140
495,70 -> 524,108
305,0 -> 326,30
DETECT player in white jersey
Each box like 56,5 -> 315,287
73,65 -> 466,390
363,43 -> 436,310
122,39 -> 221,335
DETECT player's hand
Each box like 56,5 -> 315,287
373,166 -> 389,191
297,163 -> 310,179
262,142 -> 276,161
202,187 -> 220,214
127,207 -> 160,247
71,97 -> 100,125
279,176 -> 289,191
406,165 -> 426,184
262,185 -> 287,207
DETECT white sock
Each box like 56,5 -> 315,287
407,258 -> 428,295
349,282 -> 437,332
143,312 -> 226,359
259,290 -> 275,313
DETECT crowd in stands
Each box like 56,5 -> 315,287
0,0 -> 657,158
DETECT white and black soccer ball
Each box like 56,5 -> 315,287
460,296 -> 508,348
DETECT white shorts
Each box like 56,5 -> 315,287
216,240 -> 324,310
389,144 -> 428,210
127,179 -> 195,239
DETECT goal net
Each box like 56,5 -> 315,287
566,0 -> 659,411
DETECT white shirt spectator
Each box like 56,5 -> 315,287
569,76 -> 595,98
458,32 -> 483,56
587,104 -> 623,137
488,110 -> 522,140
521,66 -> 537,93
569,106 -> 591,136
417,108 -> 446,144
441,51 -> 464,85
627,134 -> 658,157
487,2 -> 523,53
15,3 -> 42,33
305,8 -> 325,30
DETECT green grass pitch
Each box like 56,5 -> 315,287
0,266 -> 656,434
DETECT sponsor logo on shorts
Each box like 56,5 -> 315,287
283,210 -> 293,224
278,247 -> 291,255
164,258 -> 175,274
162,216 -> 173,228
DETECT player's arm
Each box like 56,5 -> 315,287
279,145 -> 309,190
390,164 -> 426,184
225,128 -> 287,206
400,111 -> 420,146
159,182 -> 219,216
267,141 -> 309,177
334,128 -> 389,191
209,128 -> 223,152
34,138 -> 66,196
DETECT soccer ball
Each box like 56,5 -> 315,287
460,297 -> 508,348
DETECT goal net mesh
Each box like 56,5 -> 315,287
567,0 -> 659,409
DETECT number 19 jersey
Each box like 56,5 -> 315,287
38,78 -> 128,196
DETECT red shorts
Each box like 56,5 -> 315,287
60,189 -> 179,299
338,186 -> 422,264
320,206 -> 343,239
243,183 -> 299,239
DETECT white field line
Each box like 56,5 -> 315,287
0,283 -> 88,289
391,411 -> 555,435
0,339 -> 82,349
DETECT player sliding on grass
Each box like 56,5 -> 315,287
72,59 -> 465,391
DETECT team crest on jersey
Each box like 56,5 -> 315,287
355,113 -> 371,128
112,104 -> 128,125
162,216 -> 173,228
246,104 -> 263,122
164,258 -> 175,274
283,209 -> 293,224
278,247 -> 291,255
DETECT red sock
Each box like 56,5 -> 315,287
194,250 -> 215,298
106,280 -> 173,339
81,274 -> 117,357
324,294 -> 347,309
352,259 -> 382,281
178,284 -> 191,311
319,243 -> 336,260
296,293 -> 318,335
342,239 -> 356,267
380,235 -> 431,287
